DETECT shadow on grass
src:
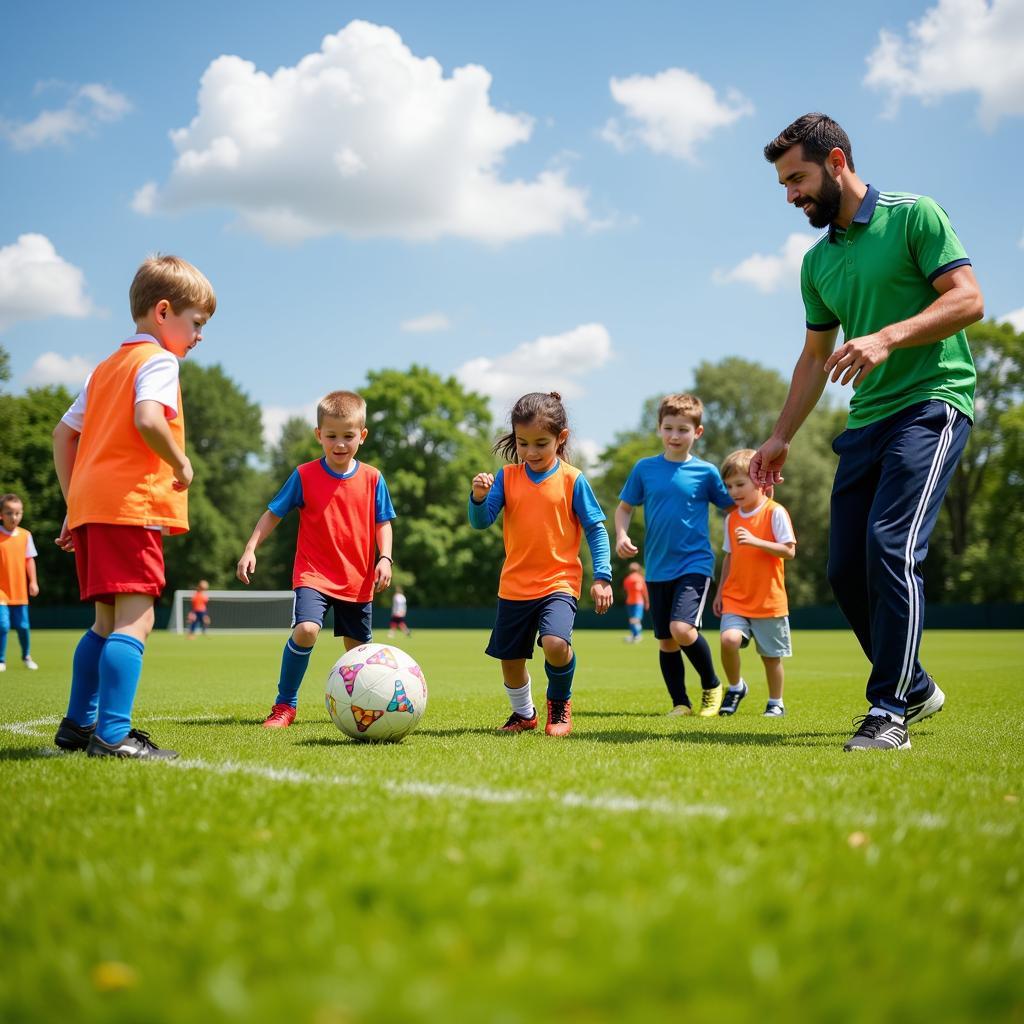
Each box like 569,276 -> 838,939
580,728 -> 844,748
0,746 -> 66,762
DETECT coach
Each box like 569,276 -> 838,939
750,112 -> 984,752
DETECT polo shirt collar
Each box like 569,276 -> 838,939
829,184 -> 878,242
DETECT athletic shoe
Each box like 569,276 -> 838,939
545,698 -> 572,737
762,703 -> 785,717
262,703 -> 297,729
905,679 -> 945,726
718,683 -> 748,716
843,714 -> 910,752
698,684 -> 724,717
499,710 -> 538,732
23,657 -> 39,670
0,663 -> 5,672
87,729 -> 179,760
54,716 -> 96,752
666,703 -> 693,717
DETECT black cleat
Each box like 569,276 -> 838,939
54,716 -> 96,752
718,682 -> 748,716
843,714 -> 910,752
86,729 -> 179,760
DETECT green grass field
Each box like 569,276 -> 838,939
1,628 -> 1022,1023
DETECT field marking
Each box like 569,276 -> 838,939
0,714 -> 225,738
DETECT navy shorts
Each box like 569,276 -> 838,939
485,593 -> 577,661
292,587 -> 372,641
647,574 -> 712,639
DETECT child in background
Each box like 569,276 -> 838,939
469,391 -> 613,737
237,390 -> 395,727
388,585 -> 411,638
616,394 -> 733,717
622,562 -> 649,643
187,579 -> 211,637
0,493 -> 40,671
52,254 -> 216,758
713,449 -> 796,717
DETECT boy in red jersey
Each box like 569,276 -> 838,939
237,391 -> 395,727
0,493 -> 40,671
51,254 -> 216,758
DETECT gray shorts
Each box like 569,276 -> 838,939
720,613 -> 792,658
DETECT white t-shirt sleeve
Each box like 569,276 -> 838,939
771,506 -> 796,544
135,351 -> 180,416
722,513 -> 732,553
61,374 -> 92,432
25,533 -> 38,558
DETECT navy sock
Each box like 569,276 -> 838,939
659,650 -> 689,706
682,632 -> 719,689
96,633 -> 145,745
276,638 -> 314,707
67,628 -> 105,726
0,627 -> 6,662
545,654 -> 576,701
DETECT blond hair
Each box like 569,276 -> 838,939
658,393 -> 704,427
130,255 -> 217,321
722,448 -> 756,481
317,390 -> 367,427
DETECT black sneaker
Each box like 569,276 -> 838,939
843,714 -> 910,751
905,679 -> 945,726
54,716 -> 96,752
86,729 -> 179,760
719,683 -> 748,716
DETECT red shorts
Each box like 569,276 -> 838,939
73,524 -> 165,604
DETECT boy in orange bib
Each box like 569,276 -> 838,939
0,493 -> 40,671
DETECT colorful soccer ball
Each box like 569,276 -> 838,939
325,643 -> 427,742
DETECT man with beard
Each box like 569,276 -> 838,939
750,113 -> 983,751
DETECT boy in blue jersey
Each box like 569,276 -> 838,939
615,394 -> 733,716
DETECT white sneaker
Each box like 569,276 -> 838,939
905,679 -> 944,725
0,662 -> 6,672
23,658 -> 38,670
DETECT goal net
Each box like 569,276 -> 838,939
169,590 -> 295,633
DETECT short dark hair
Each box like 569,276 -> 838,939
763,113 -> 855,171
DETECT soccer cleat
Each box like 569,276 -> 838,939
0,662 -> 5,672
87,729 -> 179,760
54,716 -> 96,752
718,683 -> 748,717
499,710 -> 538,733
545,698 -> 572,737
23,657 -> 39,670
843,714 -> 910,752
262,703 -> 297,729
762,703 -> 785,717
905,679 -> 945,726
698,684 -> 724,717
666,703 -> 693,717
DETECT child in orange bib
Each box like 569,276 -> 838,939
0,493 -> 40,671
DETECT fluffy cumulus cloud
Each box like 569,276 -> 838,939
23,352 -> 94,388
1000,308 -> 1024,333
0,234 -> 94,332
134,20 -> 588,243
456,323 -> 613,416
713,233 -> 821,294
261,401 -> 319,448
400,312 -> 452,333
865,0 -> 1024,127
2,83 -> 130,150
601,68 -> 753,161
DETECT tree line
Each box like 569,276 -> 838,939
2,320 -> 1021,610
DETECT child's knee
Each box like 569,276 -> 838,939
670,621 -> 698,646
540,635 -> 571,664
292,621 -> 321,647
720,629 -> 744,651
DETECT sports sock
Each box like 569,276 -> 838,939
682,632 -> 719,689
276,638 -> 314,707
505,677 -> 535,718
767,698 -> 784,708
0,627 -> 6,663
728,679 -> 747,694
96,633 -> 145,745
66,628 -> 105,726
869,706 -> 905,724
545,654 -> 576,701
630,621 -> 641,638
659,650 -> 689,707
16,623 -> 30,659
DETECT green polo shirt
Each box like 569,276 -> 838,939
800,185 -> 976,429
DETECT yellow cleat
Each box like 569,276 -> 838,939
698,684 -> 724,717
666,704 -> 693,717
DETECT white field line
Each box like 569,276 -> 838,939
0,714 -> 224,737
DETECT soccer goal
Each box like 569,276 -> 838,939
169,590 -> 294,634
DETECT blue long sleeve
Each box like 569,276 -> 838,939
583,520 -> 612,581
468,468 -> 505,528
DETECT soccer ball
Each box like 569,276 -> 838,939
325,643 -> 427,742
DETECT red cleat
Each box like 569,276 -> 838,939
499,710 -> 538,733
545,698 -> 572,737
262,703 -> 296,729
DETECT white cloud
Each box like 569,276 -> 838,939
713,233 -> 821,294
2,83 -> 130,150
0,234 -> 94,332
456,323 -> 613,416
1000,307 -> 1024,333
23,352 -> 94,388
865,0 -> 1024,127
601,68 -> 753,162
261,402 -> 318,448
136,20 -> 588,244
400,312 -> 452,333
572,437 -> 602,473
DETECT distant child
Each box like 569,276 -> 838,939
237,390 -> 395,728
187,579 -> 211,637
713,449 -> 796,717
469,391 -> 613,737
0,493 -> 40,671
622,562 -> 649,644
388,585 -> 411,638
615,394 -> 732,717
51,254 -> 216,758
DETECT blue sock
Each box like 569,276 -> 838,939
66,629 -> 105,726
276,639 -> 314,707
545,653 -> 576,701
631,621 -> 642,638
17,623 -> 30,658
0,627 -> 7,662
96,633 -> 145,745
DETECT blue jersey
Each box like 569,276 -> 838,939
619,454 -> 732,581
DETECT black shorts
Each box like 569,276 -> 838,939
485,593 -> 577,661
647,574 -> 712,639
292,587 -> 372,642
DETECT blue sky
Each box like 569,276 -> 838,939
2,0 -> 1022,461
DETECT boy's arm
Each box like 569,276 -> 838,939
732,528 -> 796,559
374,520 -> 393,593
712,552 -> 732,616
26,557 -> 38,598
236,510 -> 282,584
52,420 -> 81,551
135,400 -> 193,491
614,501 -> 637,557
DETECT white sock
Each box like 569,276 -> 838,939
505,677 -> 535,718
869,706 -> 904,724
767,697 -> 783,707
728,679 -> 746,693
